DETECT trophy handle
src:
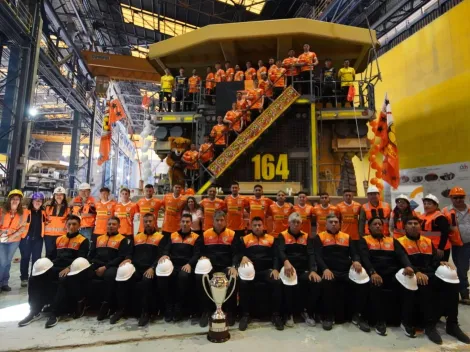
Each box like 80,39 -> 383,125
202,274 -> 216,304
223,275 -> 237,303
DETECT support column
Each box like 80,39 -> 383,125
5,2 -> 42,189
309,103 -> 318,195
69,110 -> 80,190
86,98 -> 97,182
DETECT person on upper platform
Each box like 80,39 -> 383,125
214,62 -> 226,87
205,66 -> 215,105
338,59 -> 355,105
160,68 -> 174,112
297,43 -> 318,94
282,49 -> 299,88
210,115 -> 228,158
225,61 -> 235,82
257,60 -> 267,82
245,61 -> 256,81
359,186 -> 391,237
234,64 -> 244,81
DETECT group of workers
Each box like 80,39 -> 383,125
2,181 -> 469,345
157,43 -> 357,112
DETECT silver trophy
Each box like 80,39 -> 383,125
203,272 -> 236,343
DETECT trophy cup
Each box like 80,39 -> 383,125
202,272 -> 236,343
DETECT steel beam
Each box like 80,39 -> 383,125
69,110 -> 80,190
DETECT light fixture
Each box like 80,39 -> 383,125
28,107 -> 38,117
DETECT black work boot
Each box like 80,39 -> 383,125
447,323 -> 470,344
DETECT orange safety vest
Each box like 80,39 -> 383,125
419,210 -> 451,250
94,200 -> 116,235
280,229 -> 309,245
234,71 -> 244,81
282,57 -> 299,76
298,51 -> 317,72
362,202 -> 391,236
258,79 -> 273,97
442,205 -> 466,246
71,196 -> 96,228
225,68 -> 235,82
205,73 -> 215,90
0,209 -> 29,242
363,235 -> 395,251
56,233 -> 87,250
245,68 -> 256,81
96,233 -> 126,249
182,150 -> 199,170
390,210 -> 417,239
397,235 -> 433,256
44,205 -> 70,237
188,75 -> 201,93
215,69 -> 226,83
317,231 -> 350,247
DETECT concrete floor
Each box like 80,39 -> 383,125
1,251 -> 470,352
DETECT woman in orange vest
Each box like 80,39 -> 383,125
19,192 -> 47,287
0,189 -> 29,291
390,194 -> 416,239
44,186 -> 70,256
420,194 -> 451,260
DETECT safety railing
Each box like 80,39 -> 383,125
3,0 -> 33,32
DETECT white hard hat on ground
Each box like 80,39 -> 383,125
156,259 -> 174,277
68,258 -> 91,276
423,194 -> 439,205
280,267 -> 297,286
78,183 -> 91,191
53,186 -> 66,195
395,194 -> 410,203
395,268 -> 418,291
435,265 -> 459,284
367,186 -> 380,194
238,262 -> 255,281
116,263 -> 136,281
32,258 -> 54,276
348,267 -> 370,284
195,258 -> 213,275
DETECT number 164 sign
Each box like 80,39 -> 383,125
251,154 -> 290,180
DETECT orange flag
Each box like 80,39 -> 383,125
109,99 -> 126,125
142,95 -> 151,108
97,104 -> 111,166
347,85 -> 355,102
379,94 -> 400,189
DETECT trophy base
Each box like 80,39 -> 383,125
207,331 -> 230,343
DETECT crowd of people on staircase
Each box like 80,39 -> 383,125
1,180 -> 469,346
156,43 -> 357,113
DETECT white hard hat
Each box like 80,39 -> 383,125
116,263 -> 136,281
280,267 -> 298,286
348,267 -> 370,284
423,194 -> 439,205
53,186 -> 66,195
367,186 -> 380,194
195,258 -> 213,275
238,262 -> 255,281
435,265 -> 459,284
395,268 -> 418,291
68,257 -> 91,276
32,258 -> 54,276
78,183 -> 91,191
156,259 -> 174,277
395,194 -> 410,203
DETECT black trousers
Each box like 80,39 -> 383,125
213,145 -> 225,159
159,92 -> 172,111
158,267 -> 192,307
28,266 -> 63,314
299,71 -> 313,95
205,89 -> 214,105
321,274 -> 368,321
195,267 -> 237,314
239,269 -> 282,315
175,89 -> 185,112
401,275 -> 459,328
116,270 -> 155,313
186,93 -> 197,111
44,236 -> 57,257
90,266 -> 119,305
322,84 -> 336,105
283,271 -> 320,316
52,267 -> 92,315
368,274 -> 401,323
